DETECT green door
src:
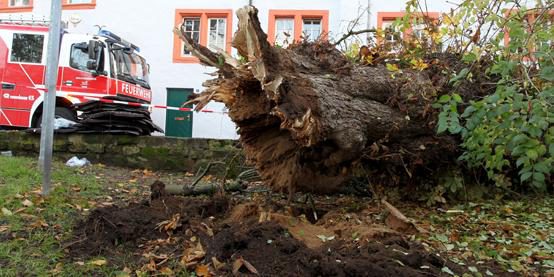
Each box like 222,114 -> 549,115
165,88 -> 193,137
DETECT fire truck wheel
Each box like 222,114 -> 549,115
34,107 -> 77,128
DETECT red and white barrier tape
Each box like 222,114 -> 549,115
79,96 -> 226,114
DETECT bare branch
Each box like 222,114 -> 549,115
333,28 -> 377,46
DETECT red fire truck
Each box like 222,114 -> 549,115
0,20 -> 152,128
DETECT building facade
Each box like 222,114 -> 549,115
1,0 -> 457,139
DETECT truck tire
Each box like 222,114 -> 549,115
34,107 -> 77,128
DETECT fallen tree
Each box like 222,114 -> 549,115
175,6 -> 480,194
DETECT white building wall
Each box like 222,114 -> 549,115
2,0 -> 472,139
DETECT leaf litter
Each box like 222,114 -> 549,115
64,182 -> 525,276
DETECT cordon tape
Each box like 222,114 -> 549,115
67,94 -> 227,114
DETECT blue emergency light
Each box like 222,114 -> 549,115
98,29 -> 140,52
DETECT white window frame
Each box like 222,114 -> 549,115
181,17 -> 201,56
302,18 -> 322,41
9,0 -> 30,7
207,18 -> 227,52
275,18 -> 295,47
382,21 -> 402,44
67,0 -> 93,4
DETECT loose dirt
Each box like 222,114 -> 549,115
67,186 -> 515,276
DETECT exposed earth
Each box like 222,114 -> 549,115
67,184 -> 517,276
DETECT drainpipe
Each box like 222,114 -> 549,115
366,0 -> 371,44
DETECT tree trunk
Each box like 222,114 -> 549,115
175,6 -> 458,193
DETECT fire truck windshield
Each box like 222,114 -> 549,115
111,47 -> 150,89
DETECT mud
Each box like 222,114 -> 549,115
206,218 -> 462,276
67,194 -> 515,276
68,195 -> 229,257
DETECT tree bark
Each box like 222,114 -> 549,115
175,6 -> 458,193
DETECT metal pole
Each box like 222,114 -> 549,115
39,0 -> 62,196
366,0 -> 371,44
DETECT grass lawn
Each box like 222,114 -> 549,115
0,156 -> 150,276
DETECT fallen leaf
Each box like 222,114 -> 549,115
201,222 -> 214,237
195,264 -> 212,277
156,214 -> 181,233
144,259 -> 157,272
242,258 -> 259,275
232,257 -> 258,276
1,207 -> 13,216
89,258 -> 107,266
212,257 -> 224,270
159,267 -> 173,276
232,258 -> 243,276
143,169 -> 154,177
181,242 -> 206,266
316,235 -> 335,242
0,225 -> 9,232
441,266 -> 455,275
30,220 -> 49,229
114,271 -> 130,277
50,262 -> 63,274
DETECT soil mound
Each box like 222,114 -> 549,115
207,218 -> 462,276
68,195 -> 229,256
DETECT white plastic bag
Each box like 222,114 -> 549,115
54,117 -> 77,130
65,156 -> 90,167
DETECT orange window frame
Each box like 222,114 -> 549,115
173,9 -> 233,64
0,0 -> 34,13
503,8 -> 554,47
377,11 -> 439,43
62,0 -> 96,10
268,10 -> 329,45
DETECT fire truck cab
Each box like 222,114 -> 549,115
0,21 -> 152,128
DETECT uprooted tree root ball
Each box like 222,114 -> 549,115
175,6 -> 487,194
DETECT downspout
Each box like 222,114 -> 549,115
366,0 -> 371,44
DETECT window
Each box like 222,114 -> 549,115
537,17 -> 553,49
207,18 -> 226,51
302,19 -> 321,41
173,9 -> 233,63
69,43 -> 104,73
0,0 -> 32,12
182,17 -> 200,55
10,33 -> 44,64
377,12 -> 439,49
112,48 -> 148,83
62,0 -> 96,10
268,10 -> 329,46
275,18 -> 294,47
9,0 -> 29,7
381,21 -> 402,52
382,21 -> 401,43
